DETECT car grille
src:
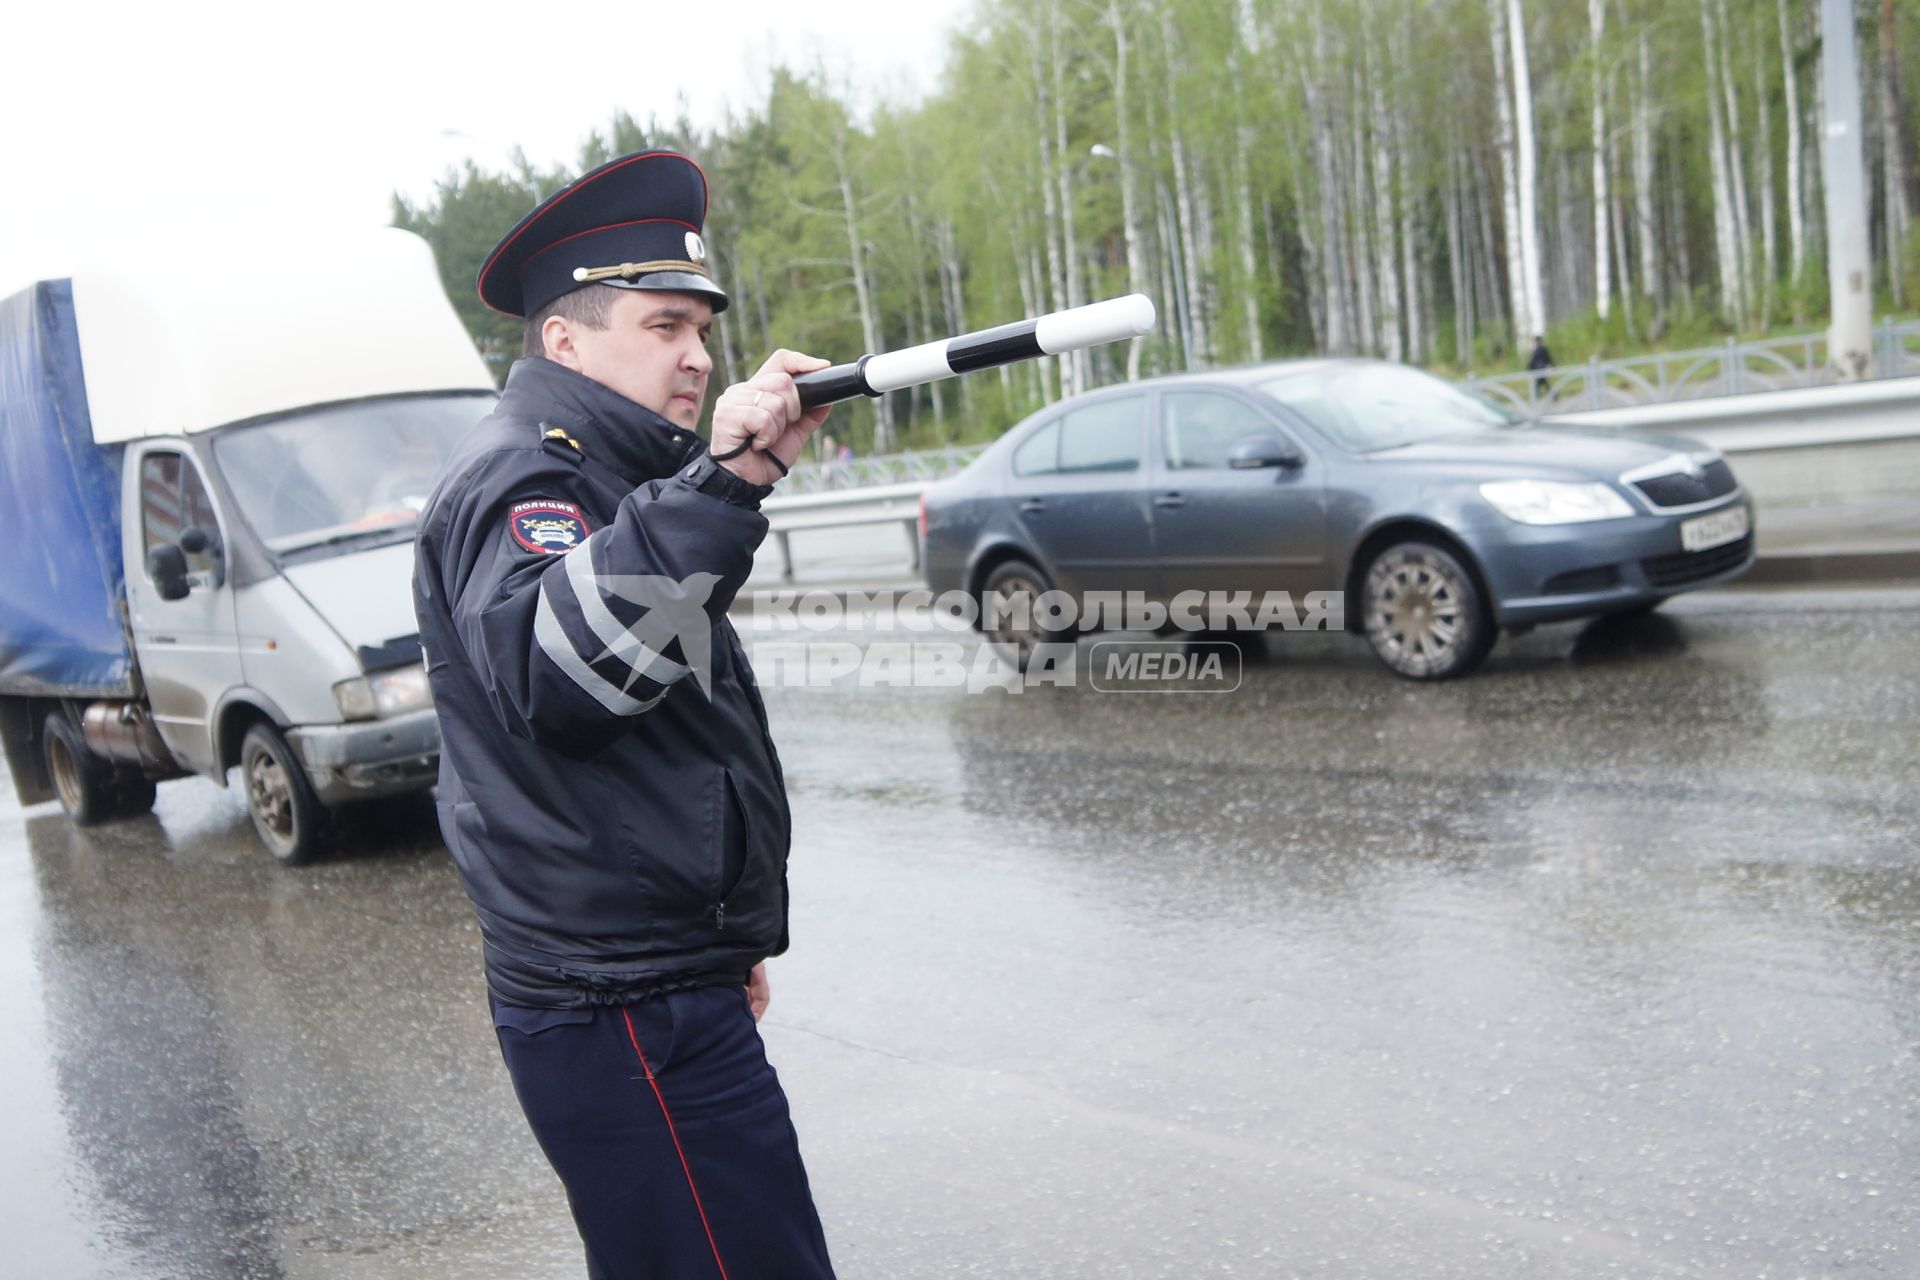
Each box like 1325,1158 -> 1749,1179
1631,460 -> 1739,508
1641,535 -> 1753,588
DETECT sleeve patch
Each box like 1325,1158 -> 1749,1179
509,500 -> 592,554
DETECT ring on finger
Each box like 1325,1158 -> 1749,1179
753,390 -> 772,413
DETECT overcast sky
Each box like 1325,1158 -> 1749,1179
0,0 -> 972,296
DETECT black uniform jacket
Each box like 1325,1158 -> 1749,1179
414,357 -> 789,1007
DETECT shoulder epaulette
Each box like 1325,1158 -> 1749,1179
539,422 -> 584,462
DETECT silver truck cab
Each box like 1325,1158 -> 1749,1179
17,228 -> 496,862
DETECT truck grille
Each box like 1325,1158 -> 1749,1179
1640,535 -> 1753,588
1631,459 -> 1739,508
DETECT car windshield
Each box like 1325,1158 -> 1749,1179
213,393 -> 491,554
1257,365 -> 1515,452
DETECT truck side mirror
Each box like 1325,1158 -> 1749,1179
1228,434 -> 1304,470
147,543 -> 191,601
178,525 -> 226,587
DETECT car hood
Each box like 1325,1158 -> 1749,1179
1368,425 -> 1710,481
280,540 -> 421,652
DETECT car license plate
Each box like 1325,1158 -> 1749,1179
1679,505 -> 1750,552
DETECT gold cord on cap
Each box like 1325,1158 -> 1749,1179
571,260 -> 714,283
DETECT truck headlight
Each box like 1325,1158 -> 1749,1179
1479,480 -> 1635,524
332,665 -> 433,721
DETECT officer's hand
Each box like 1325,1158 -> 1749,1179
711,350 -> 835,486
746,962 -> 771,1021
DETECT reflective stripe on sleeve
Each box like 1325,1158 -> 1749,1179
532,585 -> 666,716
562,530 -> 693,686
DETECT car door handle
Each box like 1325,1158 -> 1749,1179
1018,499 -> 1047,513
1154,493 -> 1186,508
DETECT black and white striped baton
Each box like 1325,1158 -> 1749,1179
792,294 -> 1157,411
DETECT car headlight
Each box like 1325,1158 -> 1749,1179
1479,480 -> 1635,524
332,664 -> 433,721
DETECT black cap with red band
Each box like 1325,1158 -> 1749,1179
476,150 -> 730,318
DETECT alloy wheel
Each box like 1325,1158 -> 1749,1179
1364,543 -> 1490,680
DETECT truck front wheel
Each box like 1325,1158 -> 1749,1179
240,724 -> 330,865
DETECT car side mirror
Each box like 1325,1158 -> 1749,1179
1228,434 -> 1304,470
148,543 -> 191,600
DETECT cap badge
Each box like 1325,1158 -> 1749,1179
685,231 -> 707,264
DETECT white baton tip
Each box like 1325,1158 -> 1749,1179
865,339 -> 958,394
1035,294 -> 1158,355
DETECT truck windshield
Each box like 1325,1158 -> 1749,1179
1258,365 -> 1515,453
213,393 -> 492,554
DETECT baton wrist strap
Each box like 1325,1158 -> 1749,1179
707,438 -> 790,477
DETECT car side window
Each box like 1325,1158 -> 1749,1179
1057,397 -> 1144,473
140,451 -> 222,577
1162,392 -> 1285,470
1012,421 -> 1060,478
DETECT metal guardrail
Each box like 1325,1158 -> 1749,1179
762,482 -> 924,581
1545,373 -> 1920,453
1464,319 -> 1920,416
781,444 -> 988,495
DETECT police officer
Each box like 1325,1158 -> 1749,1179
412,151 -> 837,1279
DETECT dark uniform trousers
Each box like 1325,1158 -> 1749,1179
493,985 -> 837,1280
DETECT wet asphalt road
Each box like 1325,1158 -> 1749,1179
3,585 -> 1917,1279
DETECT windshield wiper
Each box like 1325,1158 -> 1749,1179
278,523 -> 418,556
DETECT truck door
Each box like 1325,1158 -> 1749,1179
123,444 -> 246,775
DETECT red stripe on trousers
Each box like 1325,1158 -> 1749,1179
621,1006 -> 732,1280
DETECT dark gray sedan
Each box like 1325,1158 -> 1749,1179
919,359 -> 1755,679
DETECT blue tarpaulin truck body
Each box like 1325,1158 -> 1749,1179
0,280 -> 137,700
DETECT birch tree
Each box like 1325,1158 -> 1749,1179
1590,0 -> 1612,321
1102,0 -> 1149,379
1780,0 -> 1808,289
1507,0 -> 1547,338
1486,0 -> 1550,343
1702,0 -> 1746,327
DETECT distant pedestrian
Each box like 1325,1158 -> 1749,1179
1527,334 -> 1554,401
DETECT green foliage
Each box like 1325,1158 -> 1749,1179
395,0 -> 1920,449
